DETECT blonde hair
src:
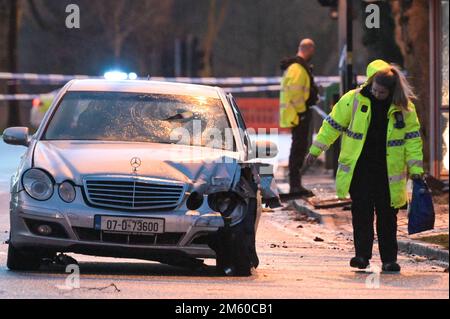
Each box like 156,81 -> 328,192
367,64 -> 417,111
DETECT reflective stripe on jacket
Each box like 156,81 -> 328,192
308,60 -> 424,208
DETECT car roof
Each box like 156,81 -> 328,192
67,79 -> 222,99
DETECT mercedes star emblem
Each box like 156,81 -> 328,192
130,157 -> 141,172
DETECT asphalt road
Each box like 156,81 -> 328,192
0,141 -> 448,299
0,199 -> 448,299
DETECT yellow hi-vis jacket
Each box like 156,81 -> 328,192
40,96 -> 53,113
279,62 -> 310,128
308,59 -> 424,208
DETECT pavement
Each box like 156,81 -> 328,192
276,164 -> 449,266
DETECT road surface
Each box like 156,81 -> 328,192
0,141 -> 448,299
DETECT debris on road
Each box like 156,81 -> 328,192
54,253 -> 79,266
309,198 -> 352,209
313,237 -> 324,242
82,283 -> 121,293
294,213 -> 308,222
413,256 -> 428,263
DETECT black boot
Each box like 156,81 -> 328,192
298,176 -> 314,197
382,262 -> 401,272
350,257 -> 370,269
297,185 -> 315,197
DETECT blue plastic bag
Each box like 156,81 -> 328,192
408,179 -> 435,235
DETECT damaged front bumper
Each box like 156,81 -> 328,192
9,158 -> 281,263
9,190 -> 230,260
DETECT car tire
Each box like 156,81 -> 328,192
6,244 -> 42,271
215,191 -> 261,277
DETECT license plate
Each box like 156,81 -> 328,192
95,216 -> 164,234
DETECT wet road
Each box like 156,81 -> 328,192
0,141 -> 448,299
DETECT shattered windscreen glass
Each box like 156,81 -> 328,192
43,91 -> 234,150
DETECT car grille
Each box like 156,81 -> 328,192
83,176 -> 186,211
73,227 -> 184,246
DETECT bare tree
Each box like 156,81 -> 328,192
389,0 -> 430,168
91,0 -> 173,63
201,0 -> 230,77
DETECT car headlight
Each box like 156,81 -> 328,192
58,181 -> 76,203
22,169 -> 54,201
207,192 -> 240,217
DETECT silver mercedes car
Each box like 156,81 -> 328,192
3,79 -> 280,276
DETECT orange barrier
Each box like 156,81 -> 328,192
235,98 -> 290,133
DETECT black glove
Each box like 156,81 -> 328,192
410,174 -> 423,180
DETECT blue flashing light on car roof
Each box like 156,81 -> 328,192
128,72 -> 138,80
104,71 -> 128,81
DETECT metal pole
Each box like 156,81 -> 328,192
7,0 -> 21,127
174,38 -> 182,77
346,0 -> 355,91
338,0 -> 346,95
186,34 -> 193,78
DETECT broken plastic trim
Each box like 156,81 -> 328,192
207,192 -> 242,217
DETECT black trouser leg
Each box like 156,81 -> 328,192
374,186 -> 399,263
288,110 -> 311,190
350,190 -> 375,260
351,168 -> 399,263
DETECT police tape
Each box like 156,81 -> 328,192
0,72 -> 93,82
0,93 -> 48,101
0,72 -> 367,100
0,88 -> 280,100
2,85 -> 294,100
0,83 -> 324,100
0,72 -> 282,84
225,85 -> 281,93
0,86 -> 278,100
0,72 -> 365,85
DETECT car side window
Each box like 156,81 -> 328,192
227,94 -> 251,154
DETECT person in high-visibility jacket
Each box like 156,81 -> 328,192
280,38 -> 319,195
305,59 -> 424,272
30,96 -> 53,128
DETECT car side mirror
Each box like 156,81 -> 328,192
2,127 -> 30,147
253,140 -> 278,159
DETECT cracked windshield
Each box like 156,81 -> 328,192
44,92 -> 233,150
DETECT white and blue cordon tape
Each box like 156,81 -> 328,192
0,72 -> 366,101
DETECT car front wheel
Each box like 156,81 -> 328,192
7,244 -> 42,271
214,195 -> 260,277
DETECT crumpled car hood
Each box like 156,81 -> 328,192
33,141 -> 241,190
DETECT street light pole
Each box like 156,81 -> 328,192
345,0 -> 355,92
338,0 -> 355,94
